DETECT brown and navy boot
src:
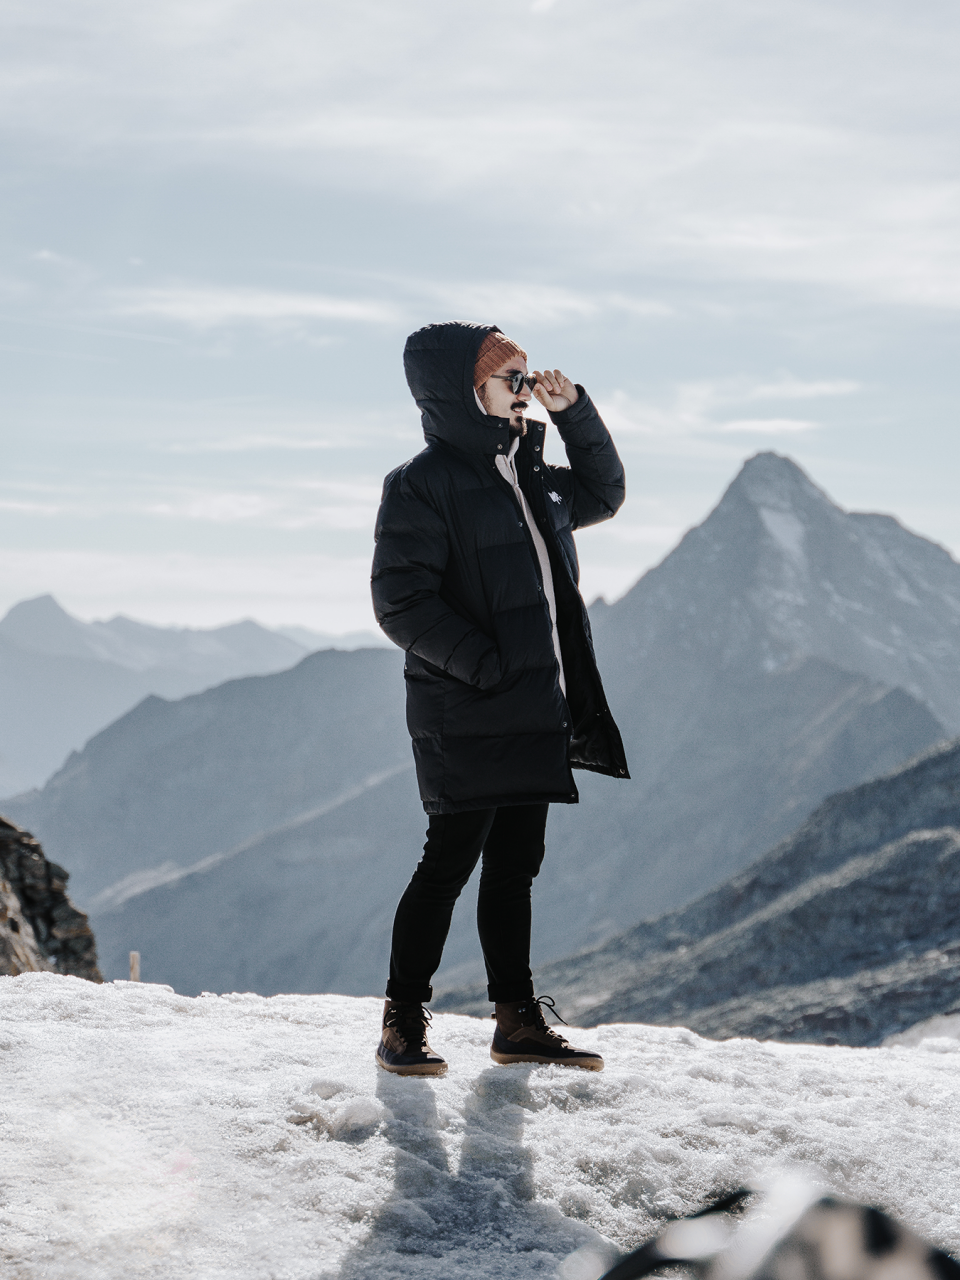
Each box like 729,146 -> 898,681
376,999 -> 448,1077
491,996 -> 604,1071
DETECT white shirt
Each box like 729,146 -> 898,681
494,435 -> 567,696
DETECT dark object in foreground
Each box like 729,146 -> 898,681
598,1178 -> 960,1280
0,815 -> 102,981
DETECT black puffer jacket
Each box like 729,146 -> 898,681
371,321 -> 629,814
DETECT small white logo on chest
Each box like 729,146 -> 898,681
548,491 -> 562,504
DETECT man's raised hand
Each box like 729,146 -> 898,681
532,369 -> 579,414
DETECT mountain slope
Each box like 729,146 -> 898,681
0,634 -> 179,800
0,596 -> 314,795
90,766 -> 424,995
64,655 -> 942,992
496,738 -> 960,1045
6,647 -> 407,905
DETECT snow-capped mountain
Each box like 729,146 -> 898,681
591,451 -> 960,731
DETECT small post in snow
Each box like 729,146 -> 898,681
129,950 -> 141,982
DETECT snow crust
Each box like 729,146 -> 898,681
4,974 -> 960,1279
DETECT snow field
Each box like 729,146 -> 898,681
3,974 -> 960,1280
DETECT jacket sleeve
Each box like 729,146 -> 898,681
371,466 -> 502,689
544,388 -> 625,530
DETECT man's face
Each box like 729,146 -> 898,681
478,356 -> 532,429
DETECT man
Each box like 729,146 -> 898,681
371,321 -> 629,1076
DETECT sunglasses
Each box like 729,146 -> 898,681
491,371 -> 538,394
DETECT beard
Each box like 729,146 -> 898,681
510,401 -> 527,437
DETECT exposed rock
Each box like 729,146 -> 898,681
0,877 -> 51,975
0,816 -> 102,981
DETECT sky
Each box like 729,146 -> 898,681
2,0 -> 959,631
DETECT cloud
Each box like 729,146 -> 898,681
718,418 -> 818,434
107,279 -> 671,335
113,287 -> 400,329
0,498 -> 65,515
0,473 -> 383,533
596,371 -> 852,439
162,434 -> 339,454
744,378 -> 860,401
3,2 -> 959,309
140,481 -> 382,531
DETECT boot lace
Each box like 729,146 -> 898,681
526,995 -> 568,1027
384,1002 -> 432,1050
499,995 -> 571,1042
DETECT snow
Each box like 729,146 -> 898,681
885,1013 -> 960,1050
4,975 -> 960,1280
759,507 -> 806,567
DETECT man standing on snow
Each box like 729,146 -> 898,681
371,321 -> 629,1076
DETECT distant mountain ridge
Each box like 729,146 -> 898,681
5,454 -> 957,991
0,595 -> 307,676
0,596 -> 385,795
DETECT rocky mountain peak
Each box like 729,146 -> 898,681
602,452 -> 960,730
0,594 -> 91,660
725,451 -> 828,513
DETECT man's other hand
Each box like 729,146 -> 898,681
532,369 -> 579,414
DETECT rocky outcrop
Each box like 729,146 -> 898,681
0,816 -> 101,981
0,877 -> 51,975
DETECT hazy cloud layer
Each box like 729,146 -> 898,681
1,0 -> 959,625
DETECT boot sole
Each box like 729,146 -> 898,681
375,1049 -> 448,1077
490,1048 -> 604,1071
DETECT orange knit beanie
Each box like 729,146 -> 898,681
473,331 -> 527,390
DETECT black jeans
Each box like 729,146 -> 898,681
386,803 -> 549,1005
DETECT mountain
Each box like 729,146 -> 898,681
0,595 -> 308,676
469,737 -> 960,1047
590,454 -> 960,729
4,454 -> 955,993
90,766 -> 425,996
515,450 -> 957,953
0,596 -> 313,795
55,656 -> 940,997
5,647 -> 408,907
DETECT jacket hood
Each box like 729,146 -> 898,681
403,321 -> 513,456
